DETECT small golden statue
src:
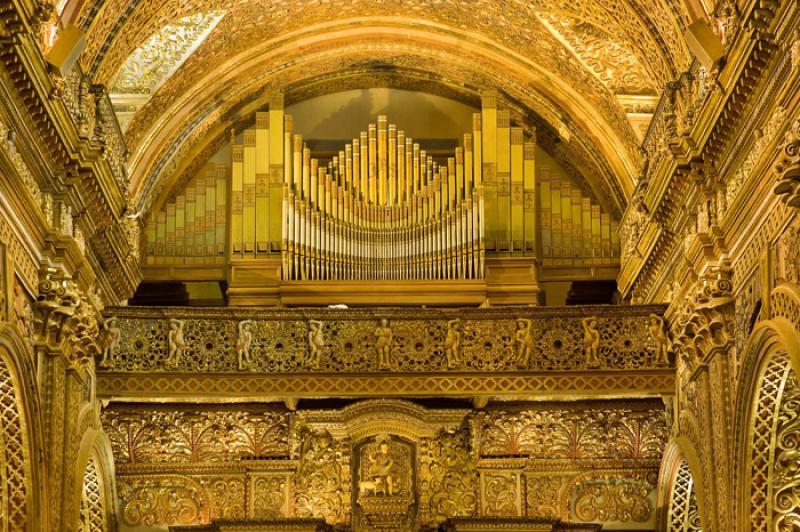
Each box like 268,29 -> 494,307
514,318 -> 534,368
307,319 -> 324,369
166,318 -> 186,368
99,316 -> 121,369
374,318 -> 393,370
444,319 -> 462,369
236,319 -> 255,370
363,434 -> 396,496
582,317 -> 601,368
648,314 -> 671,366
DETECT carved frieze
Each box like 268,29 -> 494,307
102,409 -> 289,463
477,407 -> 667,459
99,306 -> 669,373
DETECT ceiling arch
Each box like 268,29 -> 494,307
125,23 -> 641,220
65,0 -> 697,221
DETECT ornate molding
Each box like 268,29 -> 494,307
773,116 -> 800,208
670,263 -> 735,370
99,305 -> 670,374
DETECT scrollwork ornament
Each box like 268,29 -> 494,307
573,477 -> 652,523
772,372 -> 800,528
419,428 -> 477,522
119,478 -> 208,526
773,117 -> 800,209
295,428 -> 345,523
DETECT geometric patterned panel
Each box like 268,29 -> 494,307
666,459 -> 701,532
0,353 -> 29,530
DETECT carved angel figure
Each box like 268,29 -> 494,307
307,319 -> 324,369
165,319 -> 186,368
236,319 -> 255,370
582,317 -> 601,368
99,316 -> 121,368
374,318 -> 393,370
648,314 -> 672,366
514,318 -> 534,368
444,319 -> 462,369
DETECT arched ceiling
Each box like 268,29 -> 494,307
66,0 -> 695,221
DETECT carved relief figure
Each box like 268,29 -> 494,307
100,316 -> 121,368
13,283 -> 33,340
513,318 -> 534,368
236,319 -> 254,370
583,317 -> 601,367
444,319 -> 462,369
295,429 -> 344,522
166,319 -> 186,367
307,319 -> 324,369
648,314 -> 671,366
374,318 -> 393,370
364,434 -> 397,496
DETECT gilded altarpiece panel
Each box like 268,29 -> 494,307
102,399 -> 665,530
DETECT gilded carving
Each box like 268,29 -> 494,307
647,314 -> 671,366
478,407 -> 667,459
670,263 -> 735,370
582,317 -> 601,368
205,477 -> 246,519
236,319 -> 255,371
513,318 -> 534,368
99,316 -> 121,369
445,319 -> 463,369
771,370 -> 800,529
480,471 -> 520,516
355,434 -> 415,530
252,475 -> 289,518
307,319 -> 324,370
295,429 -> 346,523
166,318 -> 187,368
119,477 -> 208,526
572,477 -> 653,523
34,273 -> 102,369
102,409 -> 289,463
374,318 -> 394,370
419,428 -> 477,523
99,306 -> 669,373
773,117 -> 800,209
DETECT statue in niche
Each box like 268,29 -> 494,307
582,317 -> 601,368
166,318 -> 186,368
648,314 -> 672,366
358,434 -> 402,497
99,316 -> 121,368
307,319 -> 324,369
374,318 -> 393,370
444,319 -> 462,369
236,319 -> 255,370
513,318 -> 534,368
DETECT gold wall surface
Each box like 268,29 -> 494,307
103,399 -> 666,531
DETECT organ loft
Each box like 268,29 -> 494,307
0,0 -> 799,531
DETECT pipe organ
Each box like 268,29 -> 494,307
145,163 -> 227,272
144,92 -> 619,305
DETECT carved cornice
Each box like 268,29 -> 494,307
0,0 -> 141,302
